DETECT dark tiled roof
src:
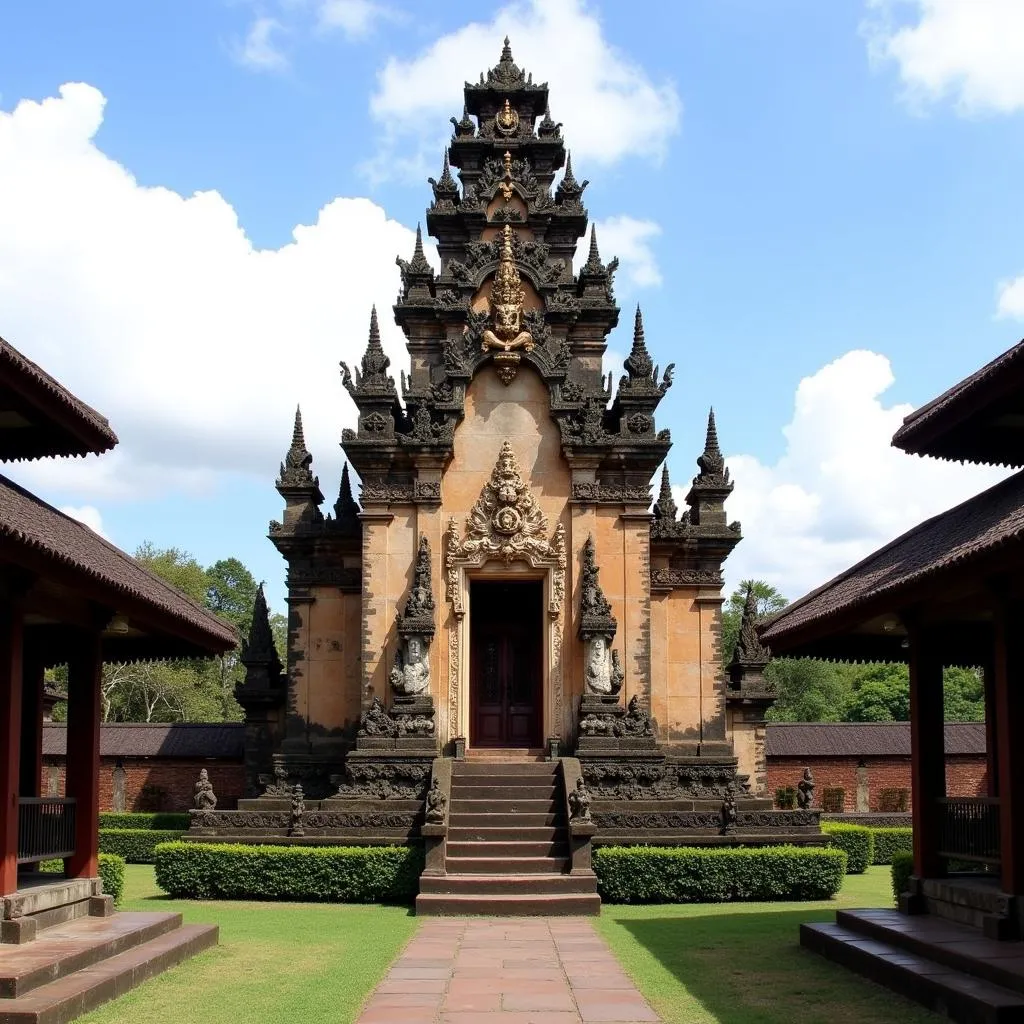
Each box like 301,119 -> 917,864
760,469 -> 1024,647
0,474 -> 236,652
0,337 -> 118,460
42,722 -> 245,759
765,722 -> 986,758
892,339 -> 1024,467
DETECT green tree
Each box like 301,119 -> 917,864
765,659 -> 849,722
943,666 -> 985,721
842,663 -> 910,721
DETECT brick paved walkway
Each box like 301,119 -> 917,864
355,917 -> 661,1023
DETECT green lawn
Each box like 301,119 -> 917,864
77,864 -> 418,1024
597,866 -> 941,1024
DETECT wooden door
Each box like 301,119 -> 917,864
470,580 -> 542,748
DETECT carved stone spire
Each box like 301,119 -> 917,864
582,224 -> 604,275
396,226 -> 435,301
555,151 -> 588,204
236,583 -> 284,708
686,407 -> 734,529
697,408 -> 727,482
538,103 -> 562,138
731,584 -> 770,670
624,306 -> 654,381
340,306 -> 397,401
275,406 -> 324,523
578,534 -> 617,640
429,153 -> 460,203
451,105 -> 476,137
332,462 -> 360,527
654,465 -> 678,522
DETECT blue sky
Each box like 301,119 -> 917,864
1,0 -> 1022,614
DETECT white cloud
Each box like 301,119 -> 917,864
574,216 -> 662,290
233,16 -> 290,73
714,349 -> 1009,602
58,504 -> 109,540
317,0 -> 389,37
864,0 -> 1024,114
365,0 -> 680,182
997,274 -> 1024,319
0,83 -> 424,505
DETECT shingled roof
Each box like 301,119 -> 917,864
760,469 -> 1024,653
765,722 -> 986,758
892,338 -> 1024,467
0,474 -> 236,657
0,337 -> 118,460
42,722 -> 245,759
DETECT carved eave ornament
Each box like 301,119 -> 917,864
445,440 -> 566,618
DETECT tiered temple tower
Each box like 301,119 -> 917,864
219,41 -> 817,860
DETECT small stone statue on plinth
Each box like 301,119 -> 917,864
290,784 -> 305,837
568,776 -> 592,822
194,768 -> 217,811
720,784 -> 737,835
425,776 -> 447,824
796,767 -> 815,810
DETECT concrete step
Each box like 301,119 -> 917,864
416,891 -> 600,916
446,840 -> 569,860
421,873 -> 595,895
0,913 -> 183,998
0,923 -> 219,1024
444,857 -> 570,875
801,921 -> 1024,1024
450,784 -> 559,800
838,909 -> 1024,997
448,826 -> 565,843
449,812 -> 559,828
448,799 -> 559,815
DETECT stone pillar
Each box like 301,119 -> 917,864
983,655 -> 999,798
281,593 -> 313,752
19,655 -> 43,799
697,589 -> 728,747
359,512 -> 395,714
65,631 -> 102,880
993,597 -> 1024,895
0,605 -> 24,896
621,512 -> 652,715
908,625 -> 945,881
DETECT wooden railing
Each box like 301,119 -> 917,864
937,796 -> 1001,865
17,798 -> 76,864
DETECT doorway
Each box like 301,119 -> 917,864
470,579 -> 543,748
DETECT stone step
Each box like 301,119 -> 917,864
446,840 -> 569,860
449,812 -> 559,828
444,856 -> 570,875
801,921 -> 1024,1024
0,912 -> 183,998
838,909 -> 1024,997
449,784 -> 558,801
447,826 -> 566,843
447,799 -> 559,815
0,923 -> 219,1024
453,760 -> 554,774
416,891 -> 600,916
419,872 -> 597,896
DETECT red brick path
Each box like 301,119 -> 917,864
356,917 -> 661,1023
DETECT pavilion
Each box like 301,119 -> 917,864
761,338 -> 1024,1019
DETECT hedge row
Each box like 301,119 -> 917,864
871,827 -> 913,865
99,829 -> 185,863
38,853 -> 125,905
593,846 -> 847,903
891,851 -> 914,903
153,842 -> 423,902
820,823 -> 873,874
99,812 -> 190,831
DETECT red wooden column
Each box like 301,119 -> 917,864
909,625 -> 946,880
0,604 -> 24,896
993,597 -> 1024,894
19,654 -> 44,798
65,631 -> 102,880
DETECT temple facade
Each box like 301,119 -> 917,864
210,44 -> 818,900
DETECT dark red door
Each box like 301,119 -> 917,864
470,580 -> 542,748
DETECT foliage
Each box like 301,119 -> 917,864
891,851 -> 914,903
871,827 -> 913,865
720,580 -> 788,663
842,663 -> 910,721
821,823 -> 873,873
98,853 -> 126,904
765,658 -> 850,722
153,842 -> 423,902
775,786 -> 796,809
99,812 -> 191,830
593,845 -> 846,903
100,829 -> 185,863
821,787 -> 846,813
875,788 -> 910,813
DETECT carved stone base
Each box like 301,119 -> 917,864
332,750 -> 434,800
576,695 -> 657,752
356,694 -> 438,751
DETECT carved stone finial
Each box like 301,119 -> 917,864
451,105 -> 476,137
430,152 -> 460,199
241,583 -> 281,672
578,534 -> 616,640
698,408 -> 725,478
333,462 -> 360,525
501,35 -> 513,62
624,306 -> 654,381
654,465 -> 678,523
341,306 -> 397,401
480,225 -> 534,382
732,583 -> 771,670
582,224 -> 603,275
539,103 -> 562,138
277,406 -> 319,491
556,151 -> 588,203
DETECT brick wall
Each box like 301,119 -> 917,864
766,754 -> 988,812
40,757 -> 246,813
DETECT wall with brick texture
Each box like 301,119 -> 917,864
766,754 -> 987,812
40,758 -> 245,813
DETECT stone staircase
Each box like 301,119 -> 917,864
0,910 -> 217,1023
416,760 -> 600,916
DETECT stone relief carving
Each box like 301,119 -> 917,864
389,635 -> 431,697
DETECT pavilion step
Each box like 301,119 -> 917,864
416,892 -> 600,916
448,799 -> 559,815
449,812 -> 559,828
448,826 -> 565,843
444,857 -> 570,875
450,785 -> 558,800
451,773 -> 559,788
0,923 -> 218,1024
454,760 -> 554,773
420,873 -> 595,896
0,912 -> 183,999
838,909 -> 1024,997
801,922 -> 1024,1024
446,841 -> 569,860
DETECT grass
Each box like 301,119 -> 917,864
77,864 -> 418,1024
597,866 -> 942,1024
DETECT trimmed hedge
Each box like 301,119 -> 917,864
892,851 -> 914,903
871,827 -> 913,865
153,842 -> 423,903
37,853 -> 125,906
99,812 -> 190,830
821,823 -> 873,874
593,845 -> 847,904
100,829 -> 185,864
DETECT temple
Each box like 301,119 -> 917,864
201,40 -> 822,913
